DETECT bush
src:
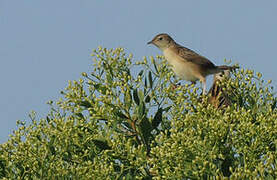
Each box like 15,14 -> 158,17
1,47 -> 276,179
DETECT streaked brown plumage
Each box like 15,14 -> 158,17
208,70 -> 232,109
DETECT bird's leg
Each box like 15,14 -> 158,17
200,78 -> 206,95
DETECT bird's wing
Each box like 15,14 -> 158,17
208,82 -> 232,109
175,44 -> 216,69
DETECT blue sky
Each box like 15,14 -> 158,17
0,0 -> 276,143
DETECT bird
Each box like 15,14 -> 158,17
147,33 -> 236,95
208,70 -> 232,109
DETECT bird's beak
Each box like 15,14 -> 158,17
147,40 -> 153,45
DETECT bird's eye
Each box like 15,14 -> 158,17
159,37 -> 163,41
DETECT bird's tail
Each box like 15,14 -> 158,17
217,65 -> 239,71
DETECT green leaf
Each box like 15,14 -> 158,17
138,70 -> 144,77
62,151 -> 72,162
153,58 -> 159,73
163,106 -> 171,112
93,83 -> 108,93
271,98 -> 277,110
79,100 -> 92,108
125,68 -> 131,76
122,122 -> 132,130
148,71 -> 153,89
48,136 -> 56,155
138,102 -> 146,118
138,90 -> 145,112
138,90 -> 144,103
139,117 -> 152,144
246,94 -> 255,107
145,95 -> 151,103
92,139 -> 111,150
106,73 -> 113,84
144,76 -> 148,88
108,64 -> 114,77
133,89 -> 140,105
124,91 -> 132,110
46,116 -> 51,123
36,135 -> 41,141
76,113 -> 84,119
114,110 -> 128,119
152,108 -> 163,129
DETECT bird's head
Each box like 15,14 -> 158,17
147,33 -> 174,50
214,70 -> 231,82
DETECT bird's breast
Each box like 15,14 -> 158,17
163,49 -> 200,82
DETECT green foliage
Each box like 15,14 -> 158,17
1,47 -> 276,179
